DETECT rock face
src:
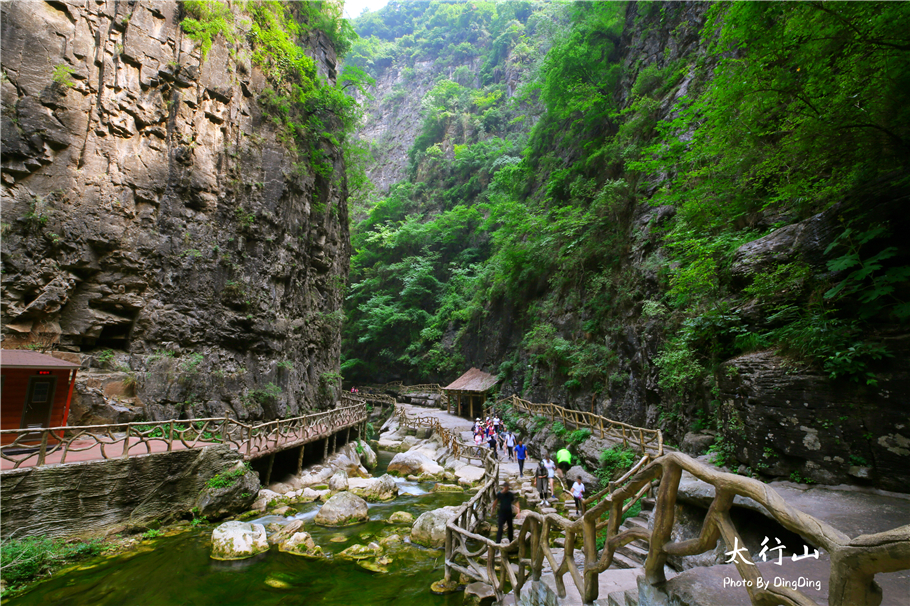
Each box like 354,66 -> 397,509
0,444 -> 245,540
193,461 -> 260,520
313,491 -> 369,526
0,0 -> 350,420
717,350 -> 910,491
210,521 -> 269,560
410,506 -> 458,548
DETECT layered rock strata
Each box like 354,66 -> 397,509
1,1 -> 351,419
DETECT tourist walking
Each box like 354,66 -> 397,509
487,432 -> 499,459
535,463 -> 549,502
556,448 -> 572,477
570,475 -> 586,515
505,431 -> 516,461
542,454 -> 556,500
491,481 -> 519,543
514,438 -> 527,476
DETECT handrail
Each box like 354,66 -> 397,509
0,400 -> 368,470
488,394 -> 663,457
408,398 -> 909,606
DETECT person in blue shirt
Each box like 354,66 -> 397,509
514,438 -> 528,476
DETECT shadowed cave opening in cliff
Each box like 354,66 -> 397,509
91,324 -> 133,351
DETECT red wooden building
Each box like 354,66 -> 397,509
1,350 -> 80,444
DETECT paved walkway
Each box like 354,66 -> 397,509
2,420 -> 361,471
0,436 -> 212,470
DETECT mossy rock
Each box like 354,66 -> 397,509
338,542 -> 382,561
310,484 -> 329,491
236,510 -> 261,521
430,484 -> 463,493
356,556 -> 392,573
388,511 -> 414,525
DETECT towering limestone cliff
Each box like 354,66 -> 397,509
344,2 -> 910,491
1,1 -> 354,421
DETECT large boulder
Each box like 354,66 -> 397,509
454,465 -> 485,486
252,489 -> 283,511
210,521 -> 269,560
410,506 -> 458,548
194,461 -> 260,520
566,465 -> 597,488
387,451 -> 444,477
358,440 -> 378,470
278,532 -> 324,558
328,453 -> 370,479
328,470 -> 349,492
388,511 -> 414,525
348,474 -> 399,502
267,519 -> 304,546
313,491 -> 369,527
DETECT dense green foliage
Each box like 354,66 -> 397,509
181,1 -> 369,180
343,1 -> 909,401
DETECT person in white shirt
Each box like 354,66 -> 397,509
505,431 -> 516,460
571,476 -> 586,515
542,455 -> 556,502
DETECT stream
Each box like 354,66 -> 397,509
6,453 -> 468,606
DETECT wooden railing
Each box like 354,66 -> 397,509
415,398 -> 909,606
489,394 -> 663,456
354,392 -> 397,407
395,405 -> 464,460
401,383 -> 445,394
0,400 -> 368,470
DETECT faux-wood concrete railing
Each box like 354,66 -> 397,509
0,398 -> 367,470
394,405 -> 465,460
413,400 -> 909,605
489,394 -> 664,456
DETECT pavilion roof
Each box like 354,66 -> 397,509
0,349 -> 81,369
443,367 -> 499,393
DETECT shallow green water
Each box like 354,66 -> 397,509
7,453 -> 468,606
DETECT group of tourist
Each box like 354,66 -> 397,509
471,417 -> 528,473
477,413 -> 586,544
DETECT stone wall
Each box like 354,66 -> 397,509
0,445 -> 243,540
1,1 -> 351,420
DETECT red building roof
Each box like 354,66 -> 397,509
444,367 -> 499,393
0,350 -> 81,369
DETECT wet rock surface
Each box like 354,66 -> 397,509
313,491 -> 369,527
210,521 -> 269,560
410,506 -> 459,548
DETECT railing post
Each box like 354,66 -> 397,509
221,417 -> 228,443
37,431 -> 48,467
168,421 -> 175,452
644,461 -> 682,586
121,426 -> 131,459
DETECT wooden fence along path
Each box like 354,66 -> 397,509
0,396 -> 368,470
489,394 -> 663,456
393,400 -> 910,606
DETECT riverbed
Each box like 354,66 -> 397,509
6,453 -> 469,606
